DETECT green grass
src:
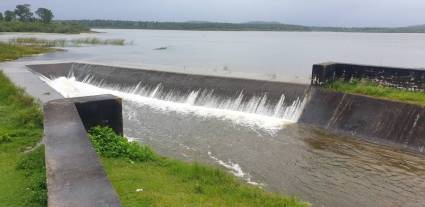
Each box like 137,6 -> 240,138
8,37 -> 128,47
89,127 -> 310,207
0,71 -> 46,207
0,42 -> 53,61
324,80 -> 425,107
0,21 -> 90,34
0,37 -> 126,62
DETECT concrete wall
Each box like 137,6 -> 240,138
299,88 -> 425,153
70,95 -> 123,136
43,95 -> 122,207
312,62 -> 425,91
27,62 -> 309,106
30,62 -> 425,153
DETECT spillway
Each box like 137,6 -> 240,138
30,62 -> 310,132
28,62 -> 425,207
40,75 -> 307,132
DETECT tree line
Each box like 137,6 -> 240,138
66,19 -> 425,33
0,4 -> 54,23
66,20 -> 311,31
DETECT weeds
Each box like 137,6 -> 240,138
88,126 -> 156,162
0,42 -> 53,61
8,37 -> 128,48
324,80 -> 425,107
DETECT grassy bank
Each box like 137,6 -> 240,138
325,80 -> 425,106
89,127 -> 309,207
0,21 -> 90,34
0,42 -> 53,61
0,71 -> 46,206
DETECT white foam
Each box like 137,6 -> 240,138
40,75 -> 307,132
207,151 -> 263,186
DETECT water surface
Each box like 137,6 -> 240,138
2,29 -> 425,83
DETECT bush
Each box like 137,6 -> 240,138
88,126 -> 156,162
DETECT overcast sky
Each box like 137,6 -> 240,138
1,0 -> 424,27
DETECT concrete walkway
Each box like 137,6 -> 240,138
44,96 -> 121,207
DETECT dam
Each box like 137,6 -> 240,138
28,62 -> 425,207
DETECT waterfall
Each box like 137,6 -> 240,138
39,73 -> 308,133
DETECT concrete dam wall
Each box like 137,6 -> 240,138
28,63 -> 310,121
299,88 -> 425,152
28,62 -> 425,153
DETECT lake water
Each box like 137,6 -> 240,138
2,29 -> 425,83
2,29 -> 425,207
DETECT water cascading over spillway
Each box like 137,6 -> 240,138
31,63 -> 310,132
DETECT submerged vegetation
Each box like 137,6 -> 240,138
8,37 -> 128,47
89,127 -> 309,207
325,80 -> 425,106
0,71 -> 46,207
0,42 -> 53,61
0,36 -> 126,62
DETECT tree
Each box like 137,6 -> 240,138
0,12 -> 3,21
4,10 -> 16,22
15,4 -> 33,22
35,8 -> 54,23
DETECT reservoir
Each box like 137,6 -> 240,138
2,29 -> 425,207
2,29 -> 425,83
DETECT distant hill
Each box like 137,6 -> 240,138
398,24 -> 425,33
60,20 -> 425,33
244,21 -> 282,25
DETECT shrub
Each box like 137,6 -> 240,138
88,126 -> 156,162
